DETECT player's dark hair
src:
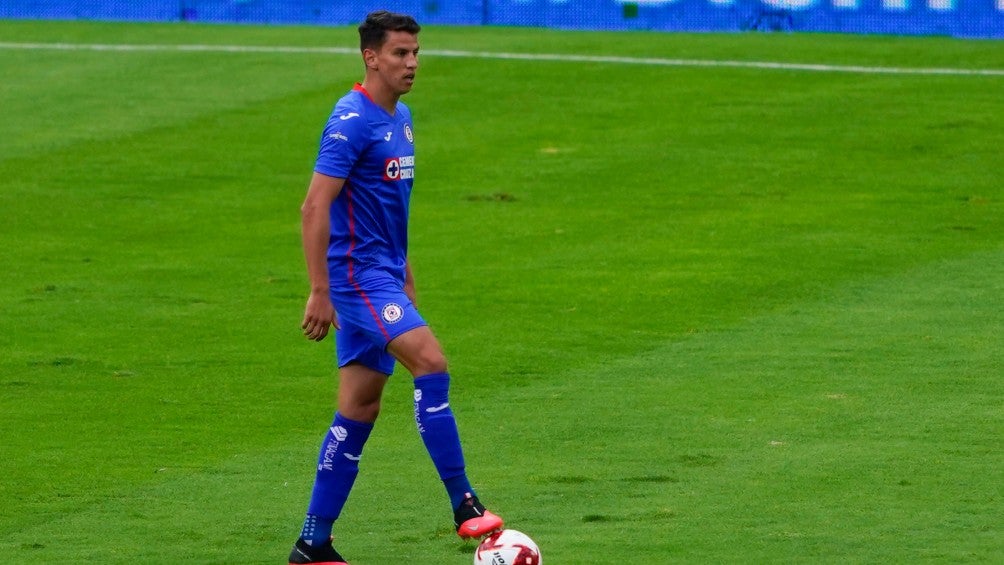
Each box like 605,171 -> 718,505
358,11 -> 420,51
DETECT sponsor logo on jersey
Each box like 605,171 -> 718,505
384,155 -> 415,181
338,112 -> 360,121
328,132 -> 349,142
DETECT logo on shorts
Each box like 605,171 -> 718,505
381,303 -> 404,324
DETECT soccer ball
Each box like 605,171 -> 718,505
474,529 -> 542,565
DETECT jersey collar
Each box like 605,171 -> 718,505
353,82 -> 374,102
353,83 -> 397,117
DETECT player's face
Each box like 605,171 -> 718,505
374,31 -> 419,96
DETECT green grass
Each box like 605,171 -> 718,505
1,20 -> 1002,563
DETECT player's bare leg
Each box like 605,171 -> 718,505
337,363 -> 389,422
389,327 -> 504,538
387,325 -> 447,377
290,364 -> 388,564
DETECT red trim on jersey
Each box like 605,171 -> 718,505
353,280 -> 391,343
344,185 -> 392,342
353,83 -> 375,103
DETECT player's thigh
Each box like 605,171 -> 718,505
387,325 -> 448,377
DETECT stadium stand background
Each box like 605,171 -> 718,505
2,0 -> 1001,38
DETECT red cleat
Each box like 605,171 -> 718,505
454,493 -> 504,539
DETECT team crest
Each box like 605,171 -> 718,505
382,303 -> 404,324
404,124 -> 414,143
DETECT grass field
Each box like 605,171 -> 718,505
1,19 -> 1002,563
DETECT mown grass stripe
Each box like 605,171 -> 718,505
1,41 -> 1003,76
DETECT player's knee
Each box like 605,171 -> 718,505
389,327 -> 449,376
340,399 -> 381,423
358,402 -> 381,423
412,347 -> 448,376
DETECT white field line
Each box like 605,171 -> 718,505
1,41 -> 1002,77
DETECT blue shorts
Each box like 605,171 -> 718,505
331,277 -> 426,375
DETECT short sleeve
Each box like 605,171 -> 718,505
314,105 -> 368,179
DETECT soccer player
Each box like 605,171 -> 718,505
287,11 -> 503,565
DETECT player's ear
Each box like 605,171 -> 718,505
362,47 -> 379,70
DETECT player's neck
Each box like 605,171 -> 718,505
358,80 -> 398,115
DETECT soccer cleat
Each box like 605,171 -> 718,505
288,538 -> 348,565
454,492 -> 504,539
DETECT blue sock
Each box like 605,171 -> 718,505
301,413 -> 373,545
414,372 -> 475,509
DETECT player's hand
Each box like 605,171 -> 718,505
302,291 -> 338,341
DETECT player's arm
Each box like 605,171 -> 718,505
404,260 -> 417,306
300,172 -> 344,341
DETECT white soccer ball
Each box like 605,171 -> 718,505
473,529 -> 542,565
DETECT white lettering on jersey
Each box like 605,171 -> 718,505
384,156 -> 415,181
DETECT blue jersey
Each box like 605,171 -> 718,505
314,84 -> 416,291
